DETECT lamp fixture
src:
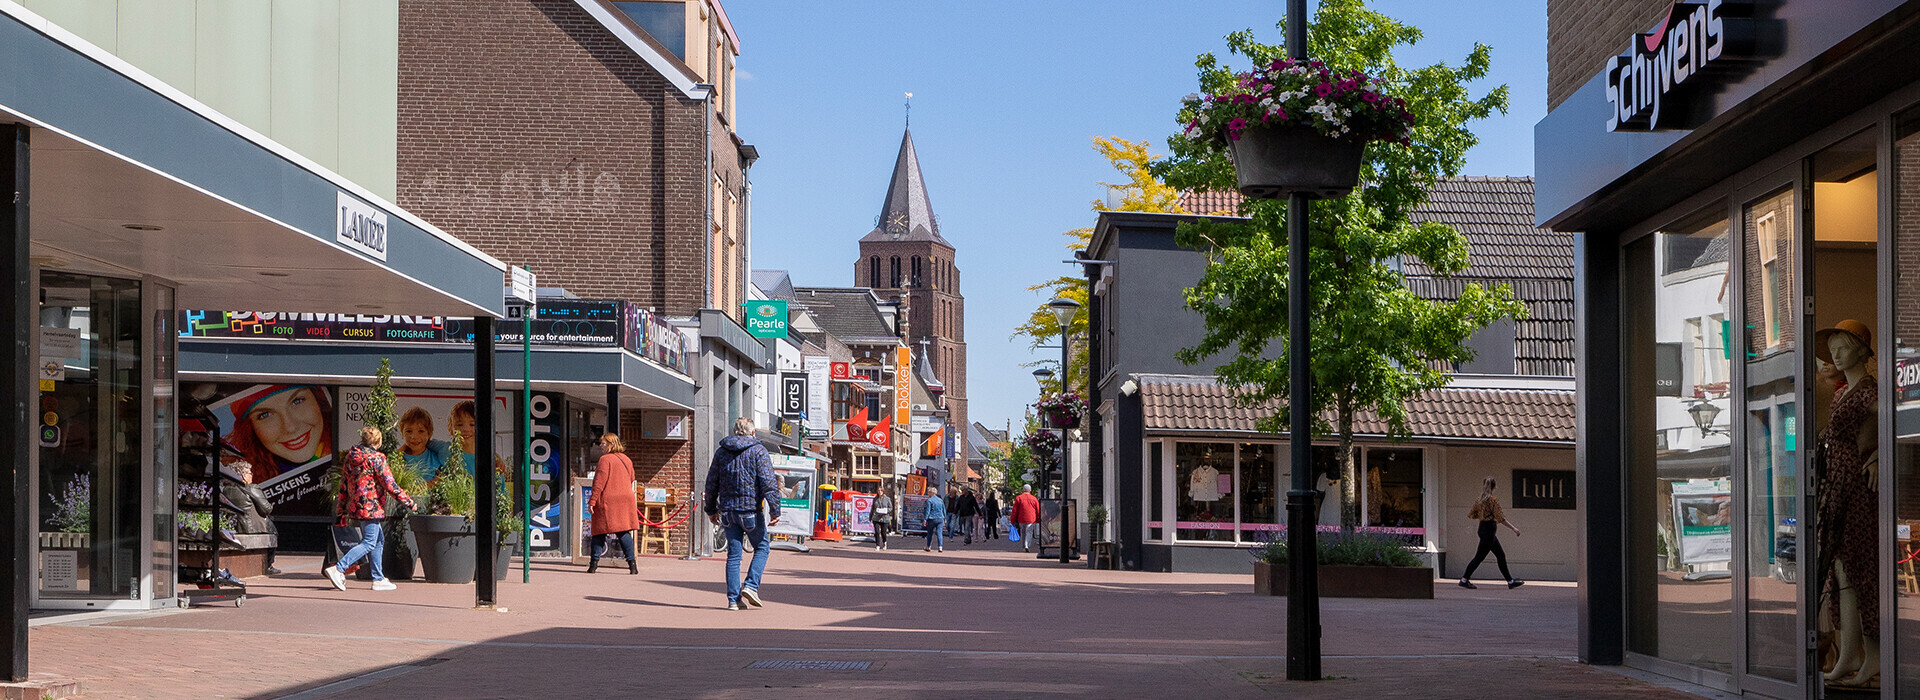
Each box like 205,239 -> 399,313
1687,399 -> 1725,436
1046,297 -> 1081,329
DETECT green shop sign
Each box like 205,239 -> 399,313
744,300 -> 789,339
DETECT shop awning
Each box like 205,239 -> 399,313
1138,373 -> 1576,445
179,341 -> 693,411
0,6 -> 506,316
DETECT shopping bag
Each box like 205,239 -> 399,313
1008,524 -> 1020,542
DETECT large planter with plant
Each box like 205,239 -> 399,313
415,513 -> 477,584
1177,58 -> 1413,199
493,530 -> 521,581
1251,531 -> 1433,599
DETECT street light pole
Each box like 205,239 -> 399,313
1046,297 -> 1080,565
1283,0 -> 1322,682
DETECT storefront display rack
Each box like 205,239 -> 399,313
177,412 -> 244,607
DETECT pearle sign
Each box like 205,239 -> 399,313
1604,0 -> 1753,132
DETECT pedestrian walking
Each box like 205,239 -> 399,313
1459,476 -> 1525,590
586,433 -> 639,575
955,487 -> 980,545
871,487 -> 895,551
326,427 -> 415,592
923,489 -> 946,552
703,417 -> 781,610
1011,484 -> 1041,553
983,491 -> 1002,540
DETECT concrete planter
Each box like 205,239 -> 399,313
1253,561 -> 1434,599
1229,124 -> 1365,200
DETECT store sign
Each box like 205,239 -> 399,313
743,300 -> 788,339
1604,0 -> 1754,132
335,191 -> 388,261
526,392 -> 565,551
1896,356 -> 1920,404
830,362 -> 851,380
894,347 -> 912,425
780,372 -> 807,419
182,311 -> 445,342
803,356 -> 830,435
1511,470 -> 1576,510
1653,342 -> 1682,396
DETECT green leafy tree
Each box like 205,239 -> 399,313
1151,0 -> 1527,532
1017,137 -> 1188,395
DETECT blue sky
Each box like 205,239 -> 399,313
727,0 -> 1548,434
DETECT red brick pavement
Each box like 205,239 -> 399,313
28,535 -> 1700,699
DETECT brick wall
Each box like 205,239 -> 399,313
397,0 -> 741,317
1546,0 -> 1672,110
621,410 -> 693,555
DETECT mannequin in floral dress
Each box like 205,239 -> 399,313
1815,320 -> 1879,687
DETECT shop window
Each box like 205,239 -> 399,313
1174,442 -> 1234,542
1364,448 -> 1423,530
1894,110 -> 1920,698
1626,210 -> 1734,674
1148,442 -> 1164,542
1237,444 -> 1277,540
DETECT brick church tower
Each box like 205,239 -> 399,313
853,129 -> 967,469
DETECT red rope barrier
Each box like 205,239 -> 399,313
637,504 -> 690,529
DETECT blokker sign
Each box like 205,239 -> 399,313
1604,0 -> 1753,132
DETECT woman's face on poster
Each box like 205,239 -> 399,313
246,387 -> 323,463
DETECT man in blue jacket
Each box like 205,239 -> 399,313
704,417 -> 780,610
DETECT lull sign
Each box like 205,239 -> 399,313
1604,0 -> 1753,132
744,300 -> 788,339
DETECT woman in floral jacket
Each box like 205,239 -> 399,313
327,426 -> 415,592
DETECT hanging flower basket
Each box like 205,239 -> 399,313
1035,392 -> 1087,431
1176,58 -> 1413,200
1042,406 -> 1080,430
1230,124 -> 1365,199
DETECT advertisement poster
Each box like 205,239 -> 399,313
847,493 -> 874,536
184,382 -> 338,518
827,496 -> 852,537
1671,478 -> 1732,566
523,392 -> 566,552
337,387 -> 514,482
900,493 -> 930,534
769,456 -> 815,538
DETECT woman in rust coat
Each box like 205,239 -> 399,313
587,433 -> 640,574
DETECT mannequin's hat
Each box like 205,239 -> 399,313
1814,319 -> 1872,364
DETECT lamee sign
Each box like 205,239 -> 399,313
1604,0 -> 1753,132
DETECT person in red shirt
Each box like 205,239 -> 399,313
327,427 -> 415,592
1010,485 -> 1042,553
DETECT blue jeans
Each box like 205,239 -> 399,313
925,516 -> 944,549
591,530 -> 635,561
722,511 -> 770,604
336,520 -> 385,581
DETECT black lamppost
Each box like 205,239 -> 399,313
1046,297 -> 1081,564
1278,0 -> 1321,681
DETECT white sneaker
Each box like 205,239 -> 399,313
371,579 -> 396,591
741,587 -> 763,608
325,566 -> 347,591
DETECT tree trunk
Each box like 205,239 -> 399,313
1338,401 -> 1358,533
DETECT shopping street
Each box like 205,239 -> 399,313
27,538 -> 1707,699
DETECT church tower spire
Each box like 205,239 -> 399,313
853,127 -> 968,481
862,129 -> 949,245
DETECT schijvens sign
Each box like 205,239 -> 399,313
1604,0 -> 1754,132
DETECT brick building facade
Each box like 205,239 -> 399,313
397,0 -> 753,554
1544,0 -> 1670,109
852,129 -> 968,472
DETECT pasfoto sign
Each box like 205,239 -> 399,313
335,191 -> 389,261
744,300 -> 788,339
1604,0 -> 1753,132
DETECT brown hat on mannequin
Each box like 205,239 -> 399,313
1813,318 -> 1873,364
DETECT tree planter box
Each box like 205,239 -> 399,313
414,514 -> 478,584
1253,561 -> 1433,599
493,533 -> 520,581
1229,124 -> 1365,200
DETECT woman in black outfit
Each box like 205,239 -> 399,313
1459,477 -> 1525,590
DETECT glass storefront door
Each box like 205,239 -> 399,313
1888,112 -> 1920,699
1741,186 -> 1802,685
35,272 -> 144,602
